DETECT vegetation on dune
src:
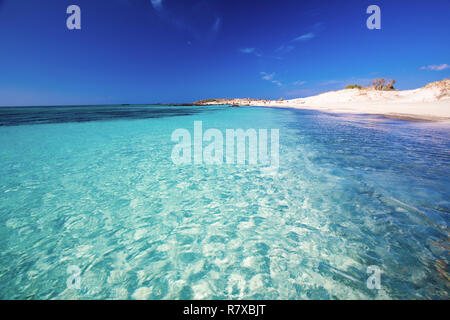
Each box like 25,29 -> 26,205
370,78 -> 396,90
345,78 -> 396,91
345,84 -> 365,89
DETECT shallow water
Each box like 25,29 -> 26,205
0,105 -> 449,299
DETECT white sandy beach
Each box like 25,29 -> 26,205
197,79 -> 450,121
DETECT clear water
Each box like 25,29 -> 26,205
0,105 -> 449,299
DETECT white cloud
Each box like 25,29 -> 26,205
320,79 -> 341,86
261,72 -> 283,86
212,17 -> 221,33
285,88 -> 320,97
420,64 -> 450,71
319,78 -> 372,87
275,45 -> 294,54
239,47 -> 263,58
293,80 -> 306,86
272,80 -> 283,87
292,32 -> 315,42
150,0 -> 163,11
274,23 -> 321,57
260,72 -> 274,81
239,48 -> 255,54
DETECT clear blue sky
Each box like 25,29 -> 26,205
0,0 -> 449,106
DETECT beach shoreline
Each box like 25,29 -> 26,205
266,102 -> 450,122
194,79 -> 450,122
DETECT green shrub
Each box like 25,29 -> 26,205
345,84 -> 364,89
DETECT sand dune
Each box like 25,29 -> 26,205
196,79 -> 450,121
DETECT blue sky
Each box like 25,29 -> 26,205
0,0 -> 449,106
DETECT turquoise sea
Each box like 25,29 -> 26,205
0,105 -> 449,299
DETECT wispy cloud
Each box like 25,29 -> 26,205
272,80 -> 283,87
261,72 -> 283,86
212,17 -> 221,33
239,22 -> 323,61
320,79 -> 341,86
320,77 -> 372,87
261,72 -> 274,81
420,64 -> 450,71
149,2 -> 221,41
273,23 -> 322,58
292,80 -> 306,86
239,47 -> 262,58
291,32 -> 315,42
150,0 -> 163,11
275,45 -> 294,54
239,48 -> 255,54
285,88 -> 320,98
